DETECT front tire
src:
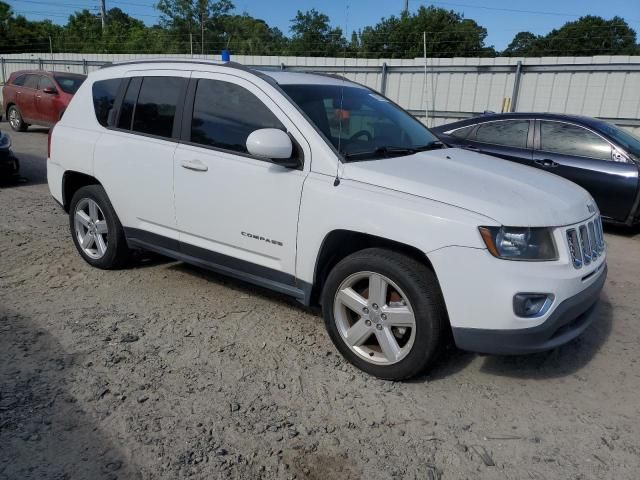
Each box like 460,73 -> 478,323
7,106 -> 28,132
321,248 -> 447,380
69,185 -> 130,269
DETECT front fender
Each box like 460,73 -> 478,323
296,173 -> 495,284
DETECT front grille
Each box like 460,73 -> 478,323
566,216 -> 605,269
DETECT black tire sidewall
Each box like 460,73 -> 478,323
321,249 -> 445,380
69,185 -> 128,269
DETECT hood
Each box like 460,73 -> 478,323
342,148 -> 595,226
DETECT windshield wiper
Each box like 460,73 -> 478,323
343,141 -> 445,161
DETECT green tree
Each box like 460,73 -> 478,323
219,13 -> 287,55
288,9 -> 346,57
504,16 -> 640,56
359,6 -> 494,58
503,32 -> 539,56
155,0 -> 234,54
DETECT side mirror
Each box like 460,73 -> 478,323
43,86 -> 58,95
246,128 -> 299,168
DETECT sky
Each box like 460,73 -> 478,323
8,0 -> 640,51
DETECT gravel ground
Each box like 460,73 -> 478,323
1,122 -> 639,480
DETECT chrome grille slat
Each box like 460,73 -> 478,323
567,215 -> 605,269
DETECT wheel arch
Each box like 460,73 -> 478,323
62,171 -> 102,212
308,229 -> 437,307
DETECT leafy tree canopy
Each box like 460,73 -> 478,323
0,1 -> 637,58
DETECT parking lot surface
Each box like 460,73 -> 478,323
1,123 -> 639,479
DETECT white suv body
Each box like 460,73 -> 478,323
48,60 -> 606,379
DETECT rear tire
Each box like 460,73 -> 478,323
7,106 -> 28,132
69,185 -> 130,269
321,248 -> 448,381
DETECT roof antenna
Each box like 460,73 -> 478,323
334,0 -> 350,187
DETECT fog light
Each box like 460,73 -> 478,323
513,293 -> 554,318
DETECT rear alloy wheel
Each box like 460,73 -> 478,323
69,185 -> 130,269
322,248 -> 447,380
8,106 -> 27,132
74,198 -> 109,260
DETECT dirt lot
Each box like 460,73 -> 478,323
1,122 -> 639,480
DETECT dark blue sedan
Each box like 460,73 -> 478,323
432,113 -> 640,225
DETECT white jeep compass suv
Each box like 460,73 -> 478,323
47,60 -> 607,380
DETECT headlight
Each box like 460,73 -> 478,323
479,226 -> 558,261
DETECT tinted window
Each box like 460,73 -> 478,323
117,77 -> 141,130
39,76 -> 56,91
92,79 -> 121,127
450,125 -> 475,139
191,79 -> 284,153
132,77 -> 185,138
540,121 -> 612,161
54,74 -> 85,94
12,75 -> 27,86
474,120 -> 529,148
24,75 -> 40,89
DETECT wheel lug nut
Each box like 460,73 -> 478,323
365,320 -> 371,326
372,303 -> 378,310
381,314 -> 387,320
363,307 -> 369,314
376,324 -> 383,330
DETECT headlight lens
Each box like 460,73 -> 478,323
479,226 -> 558,261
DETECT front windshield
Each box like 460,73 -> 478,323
595,120 -> 640,158
280,84 -> 440,160
54,74 -> 85,94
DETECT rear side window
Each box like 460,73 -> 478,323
190,79 -> 284,154
132,76 -> 186,138
540,121 -> 612,161
92,79 -> 122,127
474,120 -> 529,148
23,75 -> 40,89
12,75 -> 27,86
450,125 -> 475,139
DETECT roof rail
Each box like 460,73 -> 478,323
98,57 -> 280,87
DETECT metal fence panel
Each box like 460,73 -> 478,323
1,53 -> 639,134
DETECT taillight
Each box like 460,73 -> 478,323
47,126 -> 53,159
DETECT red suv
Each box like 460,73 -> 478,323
2,70 -> 86,131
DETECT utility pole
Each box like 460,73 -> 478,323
201,11 -> 205,55
403,0 -> 409,15
100,0 -> 106,32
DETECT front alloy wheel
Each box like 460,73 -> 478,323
334,271 -> 416,365
322,248 -> 447,380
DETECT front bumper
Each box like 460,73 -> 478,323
451,263 -> 606,354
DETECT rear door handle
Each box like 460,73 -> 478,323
534,159 -> 559,168
180,159 -> 208,172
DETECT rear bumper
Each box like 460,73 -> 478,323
452,264 -> 607,355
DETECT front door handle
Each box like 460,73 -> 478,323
534,159 -> 559,168
180,159 -> 208,172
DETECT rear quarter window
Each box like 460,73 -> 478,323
11,75 -> 27,86
92,79 -> 122,127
